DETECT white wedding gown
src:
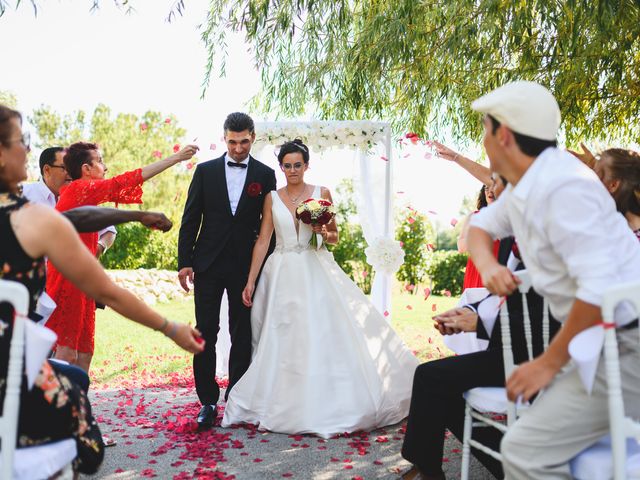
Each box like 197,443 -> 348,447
221,187 -> 419,438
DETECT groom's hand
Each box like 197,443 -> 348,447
178,267 -> 194,292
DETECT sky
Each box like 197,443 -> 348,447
0,0 -> 486,226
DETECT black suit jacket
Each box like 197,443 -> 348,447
178,154 -> 277,274
472,237 -> 560,365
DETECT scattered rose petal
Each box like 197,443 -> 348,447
432,304 -> 437,312
164,118 -> 171,124
173,144 -> 181,153
450,218 -> 458,227
380,156 -> 388,161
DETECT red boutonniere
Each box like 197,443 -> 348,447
247,182 -> 262,197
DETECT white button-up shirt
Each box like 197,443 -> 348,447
471,147 -> 640,326
22,180 -> 56,208
225,154 -> 250,215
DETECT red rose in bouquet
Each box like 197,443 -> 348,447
295,198 -> 336,249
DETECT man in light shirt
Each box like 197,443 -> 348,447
467,81 -> 640,478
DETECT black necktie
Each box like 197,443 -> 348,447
227,161 -> 247,169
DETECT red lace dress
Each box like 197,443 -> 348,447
462,239 -> 500,290
45,169 -> 144,354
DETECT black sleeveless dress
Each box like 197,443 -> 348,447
0,193 -> 104,474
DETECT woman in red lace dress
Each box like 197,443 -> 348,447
46,141 -> 198,372
458,179 -> 504,289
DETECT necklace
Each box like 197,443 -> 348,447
285,183 -> 308,205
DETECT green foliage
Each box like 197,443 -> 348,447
0,91 -> 18,108
327,179 -> 372,293
395,209 -> 434,288
426,250 -> 469,297
202,0 -> 640,144
435,228 -> 459,251
30,104 -> 192,270
100,223 -> 178,270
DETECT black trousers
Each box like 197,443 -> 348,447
401,350 -> 506,479
192,256 -> 252,405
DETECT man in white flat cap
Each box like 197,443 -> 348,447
467,80 -> 640,478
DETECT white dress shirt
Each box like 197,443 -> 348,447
471,147 -> 640,326
224,154 -> 250,215
22,180 -> 56,208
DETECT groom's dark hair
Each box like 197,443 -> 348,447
224,112 -> 255,134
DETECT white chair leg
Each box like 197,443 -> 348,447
461,402 -> 473,480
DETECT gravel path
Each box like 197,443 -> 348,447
84,385 -> 495,480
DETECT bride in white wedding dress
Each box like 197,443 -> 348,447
221,139 -> 419,438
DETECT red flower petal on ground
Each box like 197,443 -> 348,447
140,123 -> 148,131
282,474 -> 293,478
127,453 -> 139,459
374,460 -> 383,465
165,118 -> 172,124
375,436 -> 389,443
253,458 -> 263,463
406,305 -> 413,310
152,150 -> 162,159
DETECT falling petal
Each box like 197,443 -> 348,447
450,218 -> 458,227
173,144 -> 181,153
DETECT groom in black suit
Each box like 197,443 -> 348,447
178,112 -> 277,428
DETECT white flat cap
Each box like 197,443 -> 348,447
471,81 -> 561,141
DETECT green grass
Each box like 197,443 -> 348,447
92,292 -> 457,387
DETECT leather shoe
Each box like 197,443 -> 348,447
196,404 -> 217,429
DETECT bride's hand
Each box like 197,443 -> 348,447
242,283 -> 255,307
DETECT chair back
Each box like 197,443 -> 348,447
499,270 -> 550,424
601,281 -> 640,480
0,280 -> 29,480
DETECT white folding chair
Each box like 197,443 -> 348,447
570,281 -> 640,480
0,279 -> 76,480
460,270 -> 550,479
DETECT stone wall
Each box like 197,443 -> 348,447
106,269 -> 190,305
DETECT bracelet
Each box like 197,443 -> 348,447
157,317 -> 169,333
164,321 -> 178,339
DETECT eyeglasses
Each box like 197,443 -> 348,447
8,132 -> 30,150
49,164 -> 67,171
281,162 -> 304,171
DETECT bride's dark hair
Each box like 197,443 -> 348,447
277,139 -> 310,165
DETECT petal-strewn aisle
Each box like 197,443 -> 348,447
83,372 -> 493,479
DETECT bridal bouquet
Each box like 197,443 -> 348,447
296,198 -> 336,249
